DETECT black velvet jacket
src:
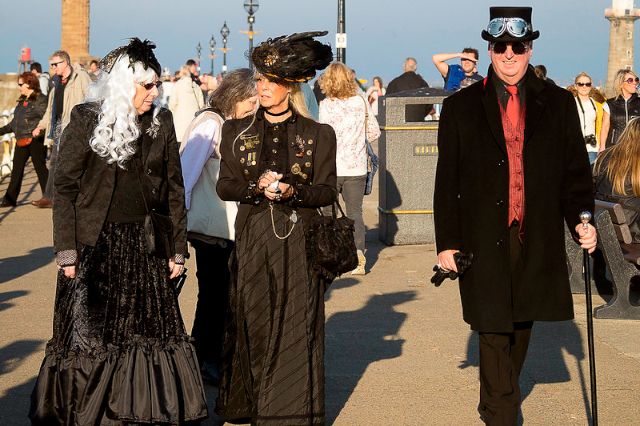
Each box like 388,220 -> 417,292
0,93 -> 47,139
216,110 -> 337,237
53,103 -> 187,257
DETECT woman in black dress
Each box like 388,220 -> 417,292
215,32 -> 335,425
0,72 -> 48,207
29,39 -> 207,425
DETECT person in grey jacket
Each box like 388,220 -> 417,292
0,72 -> 48,207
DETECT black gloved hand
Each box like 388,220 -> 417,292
430,252 -> 473,287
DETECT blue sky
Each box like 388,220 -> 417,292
0,0 -> 629,87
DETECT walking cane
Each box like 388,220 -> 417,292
580,211 -> 598,425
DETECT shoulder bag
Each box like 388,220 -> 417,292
361,96 -> 379,195
134,158 -> 175,259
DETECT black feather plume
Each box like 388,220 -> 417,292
252,31 -> 333,82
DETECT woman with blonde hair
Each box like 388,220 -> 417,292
215,32 -> 335,425
319,61 -> 381,274
569,72 -> 610,163
606,68 -> 640,148
594,116 -> 640,242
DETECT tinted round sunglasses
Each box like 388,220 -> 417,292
490,41 -> 530,55
138,81 -> 162,90
624,77 -> 640,84
576,82 -> 592,87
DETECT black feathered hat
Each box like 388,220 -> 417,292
252,31 -> 333,83
481,7 -> 540,43
99,38 -> 161,76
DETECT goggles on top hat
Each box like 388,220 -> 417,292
486,17 -> 532,39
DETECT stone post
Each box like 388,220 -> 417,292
605,0 -> 640,96
61,0 -> 91,65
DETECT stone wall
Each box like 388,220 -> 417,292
0,74 -> 20,114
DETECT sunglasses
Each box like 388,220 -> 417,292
18,82 -> 25,87
138,81 -> 162,90
624,77 -> 640,84
50,61 -> 65,68
486,17 -> 531,38
576,82 -> 592,87
491,41 -> 529,55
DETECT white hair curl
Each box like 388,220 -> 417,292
86,55 -> 161,168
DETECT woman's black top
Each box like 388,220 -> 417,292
606,93 -> 640,147
106,151 -> 147,223
260,119 -> 290,179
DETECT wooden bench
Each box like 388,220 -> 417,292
591,200 -> 640,319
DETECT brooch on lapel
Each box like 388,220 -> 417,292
293,135 -> 306,158
240,133 -> 260,150
291,162 -> 308,180
146,119 -> 160,138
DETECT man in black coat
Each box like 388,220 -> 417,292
386,57 -> 430,122
433,7 -> 597,425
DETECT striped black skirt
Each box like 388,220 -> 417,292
216,206 -> 326,425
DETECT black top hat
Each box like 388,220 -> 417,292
252,31 -> 333,83
481,7 -> 540,43
100,38 -> 161,76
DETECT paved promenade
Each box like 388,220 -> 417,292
1,164 -> 639,425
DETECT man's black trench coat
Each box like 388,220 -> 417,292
433,66 -> 594,333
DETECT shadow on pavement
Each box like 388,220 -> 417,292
325,277 -> 360,302
0,246 -> 53,284
0,377 -> 37,425
0,339 -> 44,424
459,320 -> 589,425
0,290 -> 29,312
325,290 -> 416,424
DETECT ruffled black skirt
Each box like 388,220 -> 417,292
29,222 -> 208,425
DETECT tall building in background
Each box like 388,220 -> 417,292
61,0 -> 91,65
605,0 -> 640,95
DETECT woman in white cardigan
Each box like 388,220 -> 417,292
179,68 -> 257,383
319,62 -> 381,275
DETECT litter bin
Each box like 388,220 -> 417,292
377,87 -> 449,245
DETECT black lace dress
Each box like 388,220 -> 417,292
29,149 -> 208,424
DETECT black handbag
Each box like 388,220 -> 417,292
135,159 -> 175,259
143,211 -> 174,259
305,201 -> 358,280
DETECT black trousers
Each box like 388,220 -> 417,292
478,223 -> 533,425
4,137 -> 48,205
190,238 -> 234,365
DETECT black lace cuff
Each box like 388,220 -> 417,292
244,181 -> 263,205
56,249 -> 77,267
288,184 -> 306,207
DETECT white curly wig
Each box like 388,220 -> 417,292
85,54 -> 161,168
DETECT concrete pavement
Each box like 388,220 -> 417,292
1,163 -> 639,425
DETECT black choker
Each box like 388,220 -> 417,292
265,107 -> 291,117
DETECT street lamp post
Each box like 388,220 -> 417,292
220,21 -> 230,74
244,0 -> 259,69
196,42 -> 202,73
337,0 -> 346,63
209,35 -> 216,75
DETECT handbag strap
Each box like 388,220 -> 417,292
360,95 -> 369,141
